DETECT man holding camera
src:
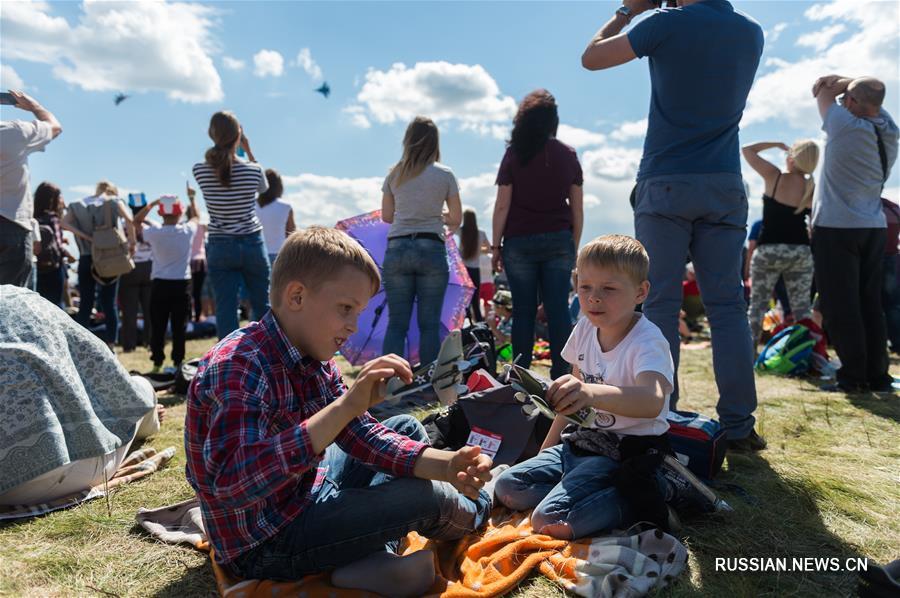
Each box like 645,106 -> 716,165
811,75 -> 898,393
581,0 -> 765,451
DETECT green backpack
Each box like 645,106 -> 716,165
755,325 -> 816,376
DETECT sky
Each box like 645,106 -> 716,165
1,0 -> 898,246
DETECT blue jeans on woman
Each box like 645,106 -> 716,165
494,443 -> 663,539
76,254 -> 119,344
229,415 -> 491,580
382,236 -> 449,365
206,231 -> 271,339
501,229 -> 576,379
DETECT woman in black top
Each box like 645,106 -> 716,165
742,140 -> 820,345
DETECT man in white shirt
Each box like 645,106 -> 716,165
0,91 -> 63,286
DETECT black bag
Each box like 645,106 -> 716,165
422,385 -> 552,465
461,322 -> 496,377
174,358 -> 202,395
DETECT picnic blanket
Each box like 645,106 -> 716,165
0,286 -> 156,494
0,446 -> 174,521
137,498 -> 687,597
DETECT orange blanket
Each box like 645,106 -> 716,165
207,508 -> 687,598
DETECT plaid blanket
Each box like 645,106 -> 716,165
136,500 -> 686,597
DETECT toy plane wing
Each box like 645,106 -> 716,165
385,330 -> 469,405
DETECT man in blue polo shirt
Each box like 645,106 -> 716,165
581,0 -> 765,452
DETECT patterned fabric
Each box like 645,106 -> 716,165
747,243 -> 814,341
184,310 -> 428,563
0,286 -> 156,494
138,501 -> 687,598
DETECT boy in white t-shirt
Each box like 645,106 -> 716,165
494,234 -> 675,539
134,195 -> 199,372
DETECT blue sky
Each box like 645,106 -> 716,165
2,0 -> 898,245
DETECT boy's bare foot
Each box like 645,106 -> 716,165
331,549 -> 435,597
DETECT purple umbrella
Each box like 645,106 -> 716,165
336,209 -> 474,366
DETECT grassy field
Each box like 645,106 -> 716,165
1,335 -> 898,598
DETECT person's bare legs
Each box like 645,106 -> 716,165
331,549 -> 435,597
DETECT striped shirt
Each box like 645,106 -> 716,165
184,310 -> 427,563
193,159 -> 268,235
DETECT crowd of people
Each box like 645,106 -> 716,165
1,0 -> 898,594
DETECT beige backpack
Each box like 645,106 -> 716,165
91,199 -> 134,282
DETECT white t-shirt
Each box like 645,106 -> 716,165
143,221 -> 198,280
561,313 -> 674,437
0,120 -> 55,229
256,199 -> 293,254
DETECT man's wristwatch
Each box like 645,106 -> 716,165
616,5 -> 633,22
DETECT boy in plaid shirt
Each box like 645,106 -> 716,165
186,226 -> 492,596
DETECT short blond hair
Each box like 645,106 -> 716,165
577,234 -> 649,286
270,226 -> 381,307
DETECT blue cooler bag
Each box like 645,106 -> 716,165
666,410 -> 727,480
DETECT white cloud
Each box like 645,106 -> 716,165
766,22 -> 788,43
796,23 -> 846,51
348,61 -> 517,137
557,124 -> 606,149
222,56 -> 245,71
0,0 -> 223,103
253,49 -> 284,78
743,0 -> 899,129
581,146 -> 642,181
294,48 -> 323,81
281,173 -> 384,225
1,64 -> 25,90
609,119 -> 648,142
342,105 -> 371,129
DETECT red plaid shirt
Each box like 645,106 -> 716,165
185,311 -> 427,563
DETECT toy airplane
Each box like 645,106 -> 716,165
114,93 -> 130,106
503,363 -> 597,428
384,330 -> 472,405
315,82 -> 330,98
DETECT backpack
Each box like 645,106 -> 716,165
35,216 -> 62,272
461,322 -> 496,377
755,324 -> 816,376
91,199 -> 134,282
666,410 -> 728,480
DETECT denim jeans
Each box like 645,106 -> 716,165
494,443 -> 662,539
76,254 -> 119,343
635,173 -> 757,440
0,216 -> 32,287
883,253 -> 900,353
36,264 -> 65,308
206,231 -> 271,339
230,415 -> 491,581
382,237 -> 449,365
501,230 -> 575,379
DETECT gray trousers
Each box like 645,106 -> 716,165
635,173 -> 757,439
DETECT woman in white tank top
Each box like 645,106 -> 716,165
255,169 -> 296,265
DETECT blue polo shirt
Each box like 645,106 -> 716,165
628,0 -> 764,180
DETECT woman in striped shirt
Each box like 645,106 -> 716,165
193,111 -> 271,339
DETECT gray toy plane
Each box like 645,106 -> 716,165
384,330 -> 473,406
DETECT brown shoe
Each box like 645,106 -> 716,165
727,429 -> 767,452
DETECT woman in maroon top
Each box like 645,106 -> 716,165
492,89 -> 584,378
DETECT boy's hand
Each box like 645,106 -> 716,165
447,445 -> 492,499
340,354 -> 412,417
547,374 -> 596,416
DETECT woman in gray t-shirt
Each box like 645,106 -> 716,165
381,117 -> 462,365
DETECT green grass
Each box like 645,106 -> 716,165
1,336 -> 898,597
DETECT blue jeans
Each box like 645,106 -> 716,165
76,254 -> 119,343
230,415 -> 491,580
883,254 -> 900,353
501,230 -> 575,379
382,237 -> 449,365
494,443 -> 661,539
635,173 -> 757,440
206,231 -> 271,339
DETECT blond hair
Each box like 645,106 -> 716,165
94,180 -> 118,197
387,116 -> 440,188
577,234 -> 649,286
789,139 -> 820,214
270,226 -> 381,307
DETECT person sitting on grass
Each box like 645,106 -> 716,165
493,234 -> 677,540
133,194 -> 199,374
487,289 -> 513,346
185,226 -> 493,597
